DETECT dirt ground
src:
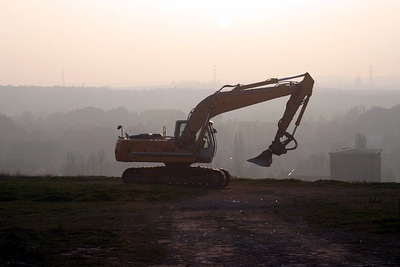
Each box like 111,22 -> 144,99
146,184 -> 400,266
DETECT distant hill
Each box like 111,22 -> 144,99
0,86 -> 212,116
1,85 -> 400,122
358,104 -> 400,136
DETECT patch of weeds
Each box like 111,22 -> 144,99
76,190 -> 115,202
312,179 -> 350,187
145,185 -> 206,202
295,196 -> 400,235
32,190 -> 74,202
296,200 -> 350,229
372,218 -> 400,234
0,227 -> 47,265
126,222 -> 170,265
233,178 -> 311,187
14,226 -> 124,265
0,191 -> 18,201
91,191 -> 115,201
0,183 -> 20,201
69,228 -> 118,246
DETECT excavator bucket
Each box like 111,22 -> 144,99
247,149 -> 273,167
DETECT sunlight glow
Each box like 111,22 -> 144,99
217,12 -> 232,29
0,0 -> 399,87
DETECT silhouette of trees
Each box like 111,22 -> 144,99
295,152 -> 329,179
343,105 -> 366,122
232,131 -> 245,177
64,151 -> 78,176
88,149 -> 109,176
355,133 -> 367,149
63,149 -> 109,176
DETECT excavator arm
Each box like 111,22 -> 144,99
177,73 -> 314,166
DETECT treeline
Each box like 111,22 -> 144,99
0,107 -> 186,176
1,103 -> 400,182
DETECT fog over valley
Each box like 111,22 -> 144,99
1,85 -> 400,182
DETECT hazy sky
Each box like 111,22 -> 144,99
1,0 -> 399,88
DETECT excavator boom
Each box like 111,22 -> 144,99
177,73 -> 314,166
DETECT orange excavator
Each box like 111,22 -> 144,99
115,73 -> 314,188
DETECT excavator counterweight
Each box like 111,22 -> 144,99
115,73 -> 314,187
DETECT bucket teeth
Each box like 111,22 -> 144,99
247,149 -> 273,167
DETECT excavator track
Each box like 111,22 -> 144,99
122,166 -> 230,189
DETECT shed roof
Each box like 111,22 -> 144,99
329,148 -> 382,155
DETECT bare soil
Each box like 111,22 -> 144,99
147,184 -> 400,266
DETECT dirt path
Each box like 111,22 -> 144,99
150,185 -> 400,266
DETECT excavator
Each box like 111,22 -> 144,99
115,73 -> 314,188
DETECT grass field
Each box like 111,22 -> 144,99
0,175 -> 207,266
1,175 -> 399,266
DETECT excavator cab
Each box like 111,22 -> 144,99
174,120 -> 217,160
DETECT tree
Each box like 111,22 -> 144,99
96,149 -> 109,176
343,105 -> 366,122
64,151 -> 77,176
355,133 -> 367,149
232,131 -> 244,177
88,152 -> 97,175
88,149 -> 110,176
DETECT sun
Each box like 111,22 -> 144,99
217,12 -> 232,29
